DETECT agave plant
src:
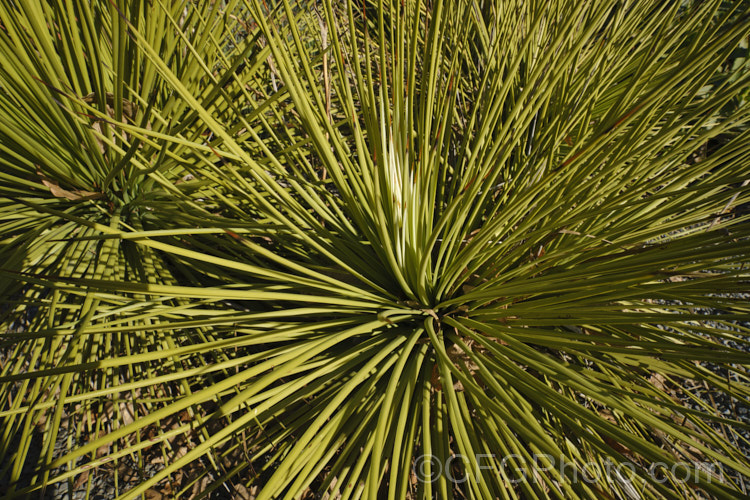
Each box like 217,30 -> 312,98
1,0 -> 750,498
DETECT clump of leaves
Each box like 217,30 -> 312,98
1,1 -> 750,499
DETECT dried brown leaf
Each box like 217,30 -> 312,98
36,166 -> 103,201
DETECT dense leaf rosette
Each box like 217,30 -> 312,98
1,1 -> 750,499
